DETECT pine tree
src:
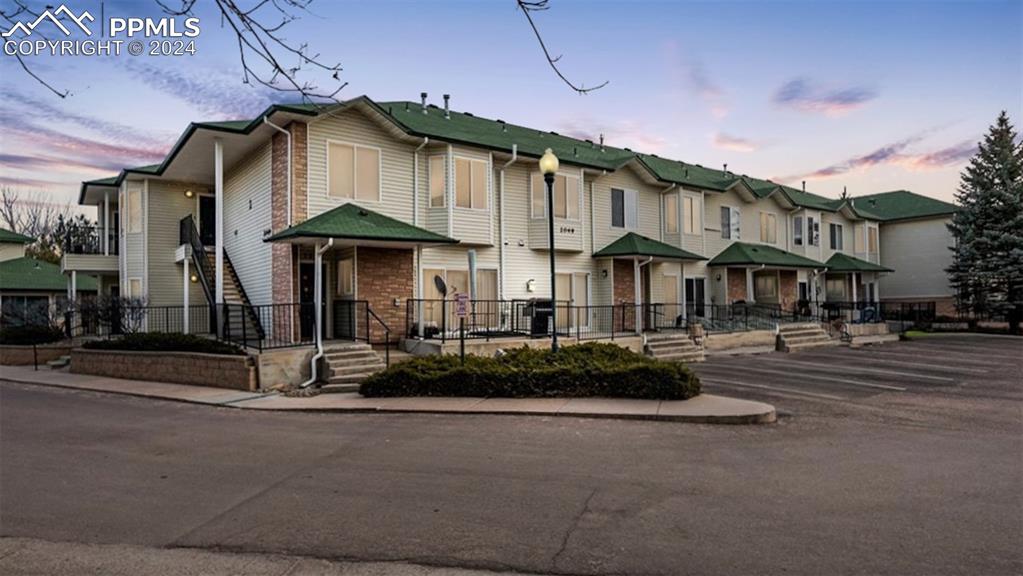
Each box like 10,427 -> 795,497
947,111 -> 1023,334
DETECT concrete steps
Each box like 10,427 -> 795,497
645,333 -> 705,363
318,342 -> 387,393
776,323 -> 839,353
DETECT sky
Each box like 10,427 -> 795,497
1,0 -> 1021,213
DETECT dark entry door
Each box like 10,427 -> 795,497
685,278 -> 706,318
198,195 -> 216,246
299,263 -> 327,339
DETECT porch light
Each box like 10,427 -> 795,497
539,148 -> 559,175
190,273 -> 198,283
184,189 -> 194,198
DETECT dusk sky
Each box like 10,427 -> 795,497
1,0 -> 1020,213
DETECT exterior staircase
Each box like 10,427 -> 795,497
644,333 -> 705,363
318,342 -> 388,393
776,323 -> 839,352
219,255 -> 263,344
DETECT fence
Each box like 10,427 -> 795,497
879,301 -> 936,323
63,224 -> 118,255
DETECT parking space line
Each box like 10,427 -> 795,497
700,377 -> 848,400
900,342 -> 1022,356
696,363 -> 908,391
753,356 -> 954,382
789,354 -> 990,374
846,348 -> 994,366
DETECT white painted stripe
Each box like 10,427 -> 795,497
697,364 -> 908,391
845,348 -> 993,366
701,377 -> 847,400
795,353 -> 989,374
754,356 -> 953,382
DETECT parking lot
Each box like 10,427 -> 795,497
693,332 -> 1023,420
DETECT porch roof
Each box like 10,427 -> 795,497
0,257 -> 97,292
708,242 -> 825,269
0,227 -> 34,244
592,232 -> 706,260
824,252 -> 893,273
264,203 -> 458,247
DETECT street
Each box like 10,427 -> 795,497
2,333 -> 1021,575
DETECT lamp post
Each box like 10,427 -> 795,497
539,148 -> 560,352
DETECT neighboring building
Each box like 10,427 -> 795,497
850,190 -> 957,316
0,228 -> 97,327
67,95 -> 950,349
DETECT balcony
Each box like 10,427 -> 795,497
61,225 -> 118,274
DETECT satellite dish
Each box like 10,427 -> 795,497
433,275 -> 448,297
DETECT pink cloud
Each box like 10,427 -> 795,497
712,132 -> 758,152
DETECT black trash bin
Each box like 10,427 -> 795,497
527,298 -> 553,337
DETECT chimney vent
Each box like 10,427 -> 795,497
599,133 -> 605,151
420,92 -> 428,114
802,180 -> 806,192
723,163 -> 728,175
443,94 -> 450,119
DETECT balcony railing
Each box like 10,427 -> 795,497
63,225 -> 118,255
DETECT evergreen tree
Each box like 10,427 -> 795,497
947,111 -> 1023,334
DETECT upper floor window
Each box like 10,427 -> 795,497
664,192 -> 678,234
610,187 -> 637,229
455,157 -> 488,210
531,173 -> 579,219
429,156 -> 445,207
868,226 -> 878,253
683,195 -> 699,235
808,216 -> 820,246
793,216 -> 804,246
721,206 -> 740,239
337,258 -> 354,296
328,142 -> 380,202
854,225 -> 865,253
760,212 -> 777,244
126,188 -> 142,233
829,223 -> 844,251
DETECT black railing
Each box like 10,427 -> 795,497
565,303 -> 638,341
222,302 -> 312,351
880,301 -> 937,323
689,303 -> 784,333
817,301 -> 885,324
332,300 -> 393,365
179,215 -> 216,309
63,225 -> 117,255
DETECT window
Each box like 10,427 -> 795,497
328,142 -> 380,201
429,156 -> 445,207
337,259 -> 354,296
721,206 -> 740,239
683,196 -> 699,235
829,223 -> 844,251
610,188 -> 637,229
531,173 -> 578,219
759,212 -> 777,244
868,227 -> 878,253
127,187 -> 142,233
128,278 -> 142,298
454,157 -> 490,209
664,193 -> 678,234
808,216 -> 820,246
826,277 -> 846,300
793,216 -> 804,246
754,274 -> 777,299
854,225 -> 864,253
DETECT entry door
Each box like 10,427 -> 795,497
685,278 -> 706,317
555,273 -> 572,331
299,263 -> 327,339
198,195 -> 216,246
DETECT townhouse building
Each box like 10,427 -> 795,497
61,94 -> 950,365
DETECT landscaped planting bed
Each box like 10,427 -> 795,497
82,333 -> 245,355
360,342 -> 701,400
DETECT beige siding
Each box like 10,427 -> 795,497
122,181 -> 145,296
0,243 -> 25,261
879,217 -> 953,299
591,165 -> 661,251
223,141 -> 273,305
146,180 -> 208,307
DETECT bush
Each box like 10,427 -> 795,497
82,333 -> 245,356
360,342 -> 701,400
0,324 -> 65,345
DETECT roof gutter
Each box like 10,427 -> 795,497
263,116 -> 292,227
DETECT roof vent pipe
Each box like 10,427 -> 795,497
443,94 -> 450,119
420,92 -> 428,113
723,163 -> 728,175
599,133 -> 605,151
802,180 -> 806,192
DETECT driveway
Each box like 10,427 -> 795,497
1,333 -> 1021,575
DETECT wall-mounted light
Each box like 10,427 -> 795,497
526,279 -> 536,293
601,269 -> 608,278
190,273 -> 198,283
715,273 -> 722,282
184,189 -> 194,198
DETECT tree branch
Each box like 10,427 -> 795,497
516,0 -> 608,94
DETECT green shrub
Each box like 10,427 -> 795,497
0,324 -> 65,345
360,342 -> 700,400
82,333 -> 245,356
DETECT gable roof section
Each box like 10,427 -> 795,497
708,242 -> 825,269
265,202 -> 458,245
593,232 -> 706,260
824,252 -> 893,273
0,257 -> 97,292
0,228 -> 34,244
849,190 -> 956,222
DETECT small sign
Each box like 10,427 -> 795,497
455,293 -> 469,318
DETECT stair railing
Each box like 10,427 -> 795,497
179,215 -> 217,331
365,305 -> 392,367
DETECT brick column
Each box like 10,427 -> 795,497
727,267 -> 748,303
355,247 -> 414,343
612,259 -> 635,331
270,122 -> 308,341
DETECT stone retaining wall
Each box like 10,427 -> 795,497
0,344 -> 72,366
70,349 -> 258,391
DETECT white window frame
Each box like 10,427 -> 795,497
867,224 -> 879,254
126,187 -> 142,233
609,187 -> 638,230
830,223 -> 844,251
127,277 -> 143,298
664,192 -> 679,235
793,215 -> 804,246
453,156 -> 489,211
721,205 -> 740,240
531,171 -> 581,221
683,194 -> 701,236
759,211 -> 777,244
325,139 -> 382,202
336,258 -> 354,296
428,154 -> 446,208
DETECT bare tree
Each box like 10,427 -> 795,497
0,186 -> 72,262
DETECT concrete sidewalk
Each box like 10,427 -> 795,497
0,365 -> 775,424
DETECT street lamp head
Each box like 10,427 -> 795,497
539,148 -> 559,176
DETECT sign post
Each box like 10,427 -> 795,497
456,293 -> 468,364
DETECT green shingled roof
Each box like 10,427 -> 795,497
849,190 -> 956,222
0,228 -> 34,244
0,257 -> 97,292
708,242 -> 825,269
593,232 -> 706,260
635,154 -> 745,190
265,202 -> 458,244
825,252 -> 893,273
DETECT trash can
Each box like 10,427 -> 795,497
527,298 -> 553,337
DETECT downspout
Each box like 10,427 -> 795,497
413,138 -> 428,337
263,117 -> 291,228
499,144 -> 518,300
300,238 -> 333,388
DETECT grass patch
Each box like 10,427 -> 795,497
360,342 -> 701,400
82,333 -> 245,356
